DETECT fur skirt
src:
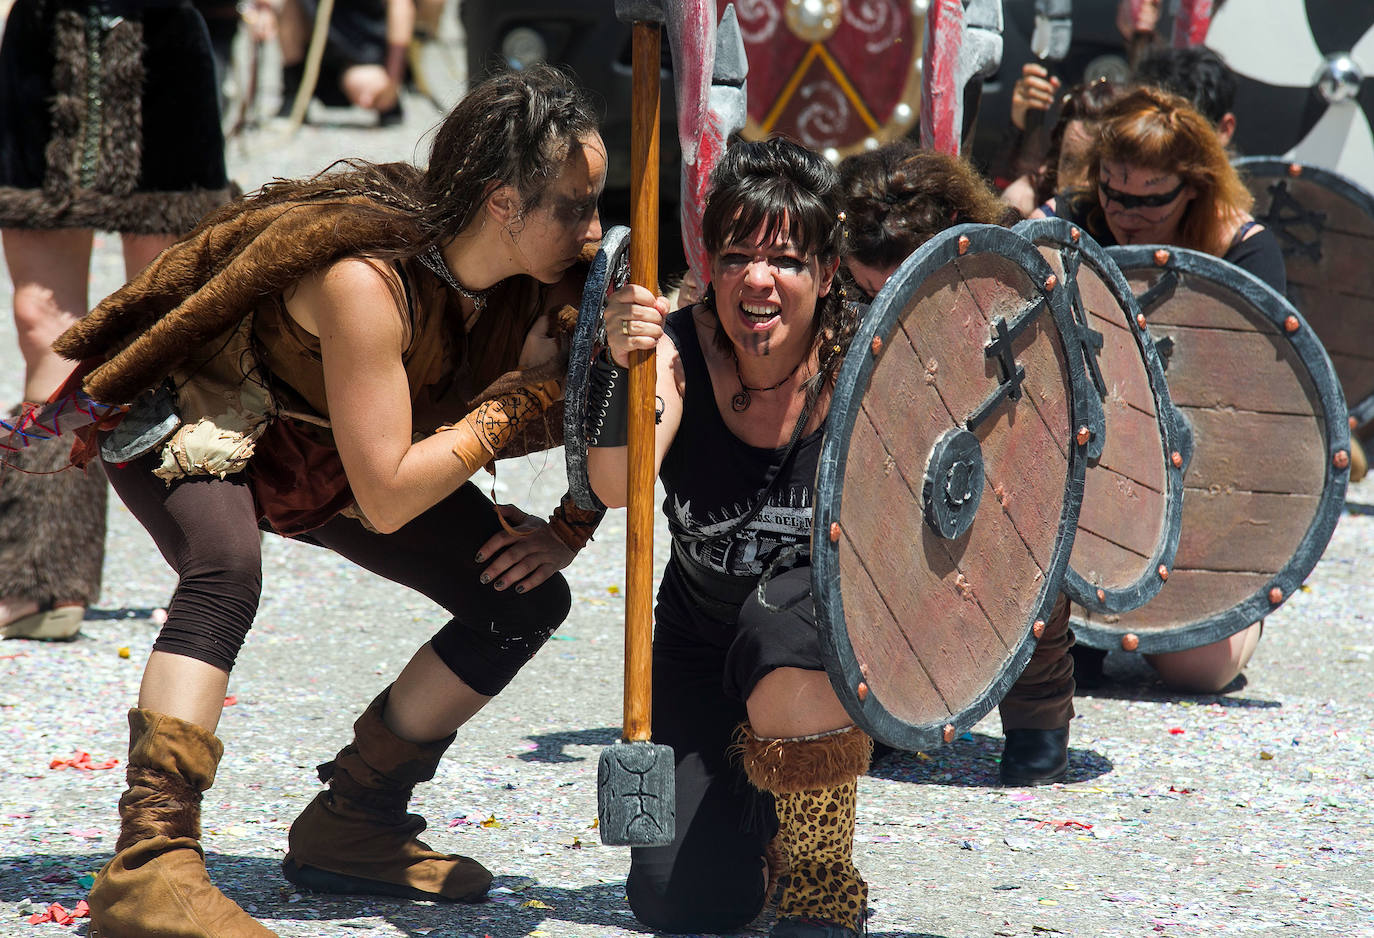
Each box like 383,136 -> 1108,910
0,0 -> 233,234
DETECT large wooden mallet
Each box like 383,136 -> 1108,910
596,0 -> 675,848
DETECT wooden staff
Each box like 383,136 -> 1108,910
596,2 -> 674,848
623,19 -> 659,747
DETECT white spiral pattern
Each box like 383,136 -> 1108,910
736,0 -> 781,43
797,82 -> 850,146
844,0 -> 902,53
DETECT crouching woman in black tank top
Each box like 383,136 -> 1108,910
587,138 -> 869,937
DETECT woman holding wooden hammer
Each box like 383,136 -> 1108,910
589,137 -> 870,938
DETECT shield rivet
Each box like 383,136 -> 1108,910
1284,315 -> 1300,333
1158,564 -> 1169,581
871,336 -> 883,356
1070,227 -> 1080,242
829,522 -> 840,543
1288,163 -> 1303,177
1032,619 -> 1045,638
1153,248 -> 1170,266
1171,451 -> 1183,468
958,235 -> 971,255
1076,425 -> 1092,446
1045,274 -> 1058,292
942,724 -> 956,743
1136,313 -> 1148,330
1334,449 -> 1350,470
856,682 -> 869,702
1121,633 -> 1139,651
1268,586 -> 1284,604
1096,588 -> 1106,602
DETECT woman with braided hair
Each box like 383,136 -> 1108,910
589,137 -> 870,938
50,65 -> 606,937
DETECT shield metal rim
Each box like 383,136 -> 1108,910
1013,217 -> 1187,615
813,223 -> 1091,751
1078,245 -> 1352,654
564,225 -> 631,511
1234,156 -> 1374,427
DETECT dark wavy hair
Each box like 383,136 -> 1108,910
1134,46 -> 1237,126
203,65 -> 600,255
1037,78 -> 1124,205
840,140 -> 1013,271
701,137 -> 860,403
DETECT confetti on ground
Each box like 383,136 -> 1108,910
48,752 -> 118,772
27,899 -> 89,925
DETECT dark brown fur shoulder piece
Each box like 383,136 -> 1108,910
53,196 -> 424,404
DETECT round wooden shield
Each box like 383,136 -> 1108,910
564,225 -> 631,511
1237,158 -> 1374,434
813,224 -> 1091,752
1014,217 -> 1186,616
1074,246 -> 1352,654
722,0 -> 923,160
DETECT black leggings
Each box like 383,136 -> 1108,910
626,566 -> 822,933
103,453 -> 570,696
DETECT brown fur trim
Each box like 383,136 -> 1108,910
0,185 -> 237,235
115,765 -> 204,850
53,198 -> 421,403
735,724 -> 872,795
99,19 -> 145,197
0,424 -> 107,605
43,11 -> 86,200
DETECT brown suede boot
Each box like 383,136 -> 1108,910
281,688 -> 492,902
88,709 -> 276,937
739,724 -> 872,938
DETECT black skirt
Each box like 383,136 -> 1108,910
0,0 -> 233,233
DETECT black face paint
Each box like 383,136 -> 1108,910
1098,179 -> 1186,210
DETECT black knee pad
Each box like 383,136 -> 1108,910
429,572 -> 571,696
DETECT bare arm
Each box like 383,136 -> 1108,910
293,259 -> 478,531
586,283 -> 681,509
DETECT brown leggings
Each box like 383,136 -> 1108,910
998,593 -> 1075,731
103,452 -> 570,695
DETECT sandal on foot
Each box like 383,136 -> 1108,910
3,602 -> 84,641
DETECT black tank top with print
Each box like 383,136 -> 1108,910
654,307 -> 826,640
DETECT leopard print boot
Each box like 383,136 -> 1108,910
738,724 -> 871,937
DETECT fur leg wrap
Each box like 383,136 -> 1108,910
0,419 -> 107,607
738,724 -> 870,934
282,687 -> 492,902
90,709 -> 275,937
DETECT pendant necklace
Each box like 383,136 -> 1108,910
419,245 -> 497,312
731,350 -> 806,413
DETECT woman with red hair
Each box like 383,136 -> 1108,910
1037,86 -> 1279,692
1035,85 -> 1285,292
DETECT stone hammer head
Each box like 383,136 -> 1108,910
597,740 -> 676,846
615,0 -> 665,24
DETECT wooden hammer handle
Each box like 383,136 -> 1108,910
624,21 -> 661,744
